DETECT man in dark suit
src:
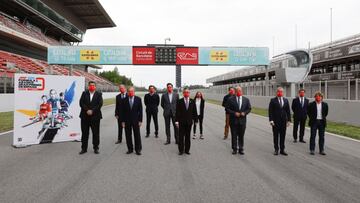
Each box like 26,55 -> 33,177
79,81 -> 103,154
291,89 -> 309,143
175,88 -> 196,155
144,85 -> 160,138
121,87 -> 143,155
307,91 -> 329,155
222,87 -> 235,139
115,84 -> 127,144
268,87 -> 291,156
161,83 -> 179,145
226,86 -> 251,155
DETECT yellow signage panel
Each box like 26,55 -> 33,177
210,50 -> 229,62
80,50 -> 100,62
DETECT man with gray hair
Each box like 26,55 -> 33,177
268,87 -> 291,156
115,84 -> 127,144
226,86 -> 251,155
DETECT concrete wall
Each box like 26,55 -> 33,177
193,89 -> 360,127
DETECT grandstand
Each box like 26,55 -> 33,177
207,34 -> 360,100
0,0 -> 117,93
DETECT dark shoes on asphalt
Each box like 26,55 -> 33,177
299,140 -> 306,143
319,151 -> 326,155
280,151 -> 288,156
126,151 -> 133,154
79,150 -> 87,155
115,140 -> 122,144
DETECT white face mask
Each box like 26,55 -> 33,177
42,98 -> 47,103
60,96 -> 64,101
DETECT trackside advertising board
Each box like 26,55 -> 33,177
14,74 -> 85,146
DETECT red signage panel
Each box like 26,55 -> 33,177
133,47 -> 155,65
176,47 -> 199,65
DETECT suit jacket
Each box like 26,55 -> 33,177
161,92 -> 179,117
120,96 -> 143,124
226,96 -> 251,126
115,93 -> 127,119
144,93 -> 160,113
79,90 -> 103,121
175,98 -> 197,126
307,101 -> 328,127
291,97 -> 309,120
194,98 -> 205,119
268,97 -> 291,126
222,94 -> 233,113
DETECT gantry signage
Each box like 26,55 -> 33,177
48,46 -> 269,66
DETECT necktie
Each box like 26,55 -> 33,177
130,98 -> 133,109
237,97 -> 241,110
122,94 -> 125,99
301,98 -> 304,107
279,98 -> 283,107
185,99 -> 189,110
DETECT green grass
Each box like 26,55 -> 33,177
103,98 -> 116,106
207,99 -> 360,140
0,111 -> 13,133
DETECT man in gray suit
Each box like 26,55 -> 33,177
161,83 -> 179,145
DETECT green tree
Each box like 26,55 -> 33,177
98,67 -> 133,86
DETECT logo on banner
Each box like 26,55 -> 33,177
133,47 -> 155,64
18,76 -> 45,91
210,50 -> 229,62
176,47 -> 198,65
80,50 -> 100,61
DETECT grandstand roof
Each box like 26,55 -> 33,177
63,0 -> 116,29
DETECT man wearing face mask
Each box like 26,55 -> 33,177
115,84 -> 127,144
161,83 -> 179,145
268,87 -> 291,156
175,88 -> 196,155
291,89 -> 309,143
222,87 -> 235,139
120,87 -> 143,155
307,92 -> 328,155
79,81 -> 103,155
226,86 -> 251,155
144,85 -> 160,138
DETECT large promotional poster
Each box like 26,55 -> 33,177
14,74 -> 85,146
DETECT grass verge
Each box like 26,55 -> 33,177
207,99 -> 360,140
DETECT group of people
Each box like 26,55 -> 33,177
78,81 -> 328,157
222,86 -> 329,156
78,82 -> 205,156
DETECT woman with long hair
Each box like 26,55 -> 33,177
193,91 -> 205,139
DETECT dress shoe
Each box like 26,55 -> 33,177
145,134 -> 149,138
94,149 -> 99,154
126,151 -> 133,154
232,150 -> 237,155
280,151 -> 288,156
79,150 -> 87,155
136,151 -> 141,155
274,151 -> 279,155
164,141 -> 170,145
310,151 -> 315,155
239,150 -> 244,155
223,136 -> 228,140
178,152 -> 183,155
200,134 -> 204,139
155,134 -> 158,138
115,140 -> 122,144
293,140 -> 297,143
192,134 -> 197,139
299,140 -> 306,143
185,152 -> 190,155
319,151 -> 326,155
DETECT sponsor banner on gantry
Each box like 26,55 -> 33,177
176,47 -> 199,65
133,47 -> 156,65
